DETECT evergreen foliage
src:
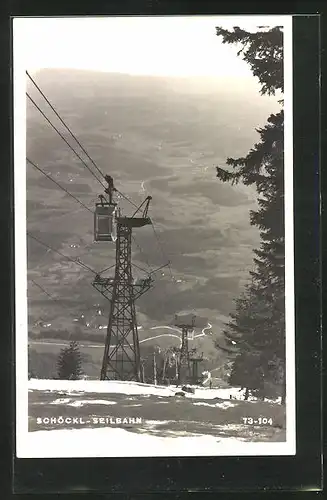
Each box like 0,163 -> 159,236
215,26 -> 285,402
216,26 -> 283,96
56,340 -> 83,380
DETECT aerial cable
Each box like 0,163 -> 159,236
114,188 -> 139,209
27,232 -> 97,275
131,235 -> 153,273
132,262 -> 151,275
132,261 -> 170,277
29,278 -> 98,338
26,70 -> 107,182
27,91 -> 137,207
40,196 -> 99,226
98,263 -> 116,276
72,240 -> 100,260
150,219 -> 174,279
26,77 -> 141,209
26,92 -> 106,189
27,158 -> 94,214
30,277 -> 95,313
149,262 -> 171,276
30,279 -> 75,315
30,278 -> 60,303
38,206 -> 89,225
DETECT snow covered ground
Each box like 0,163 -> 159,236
20,426 -> 290,458
28,378 -> 250,400
20,378 -> 289,458
28,378 -> 178,397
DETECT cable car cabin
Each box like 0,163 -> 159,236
94,203 -> 117,242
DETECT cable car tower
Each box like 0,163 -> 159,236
93,175 -> 154,382
174,313 -> 196,385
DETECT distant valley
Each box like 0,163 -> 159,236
26,69 -> 280,376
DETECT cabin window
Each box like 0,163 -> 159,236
94,204 -> 117,241
98,215 -> 112,236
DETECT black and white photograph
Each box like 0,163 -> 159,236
14,15 -> 295,458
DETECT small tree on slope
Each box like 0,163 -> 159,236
57,340 -> 83,380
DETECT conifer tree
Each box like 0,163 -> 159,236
57,340 -> 83,380
215,26 -> 285,402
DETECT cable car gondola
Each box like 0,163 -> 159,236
94,197 -> 117,242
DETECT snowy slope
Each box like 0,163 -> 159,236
21,378 -> 288,458
28,378 -> 245,400
19,424 -> 291,458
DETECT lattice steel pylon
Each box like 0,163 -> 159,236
174,314 -> 196,385
92,176 -> 154,381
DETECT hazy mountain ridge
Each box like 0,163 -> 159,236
26,69 -> 278,369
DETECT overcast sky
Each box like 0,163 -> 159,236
14,16 -> 289,79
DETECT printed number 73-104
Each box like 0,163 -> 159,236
242,417 -> 273,425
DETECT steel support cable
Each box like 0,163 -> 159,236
27,89 -> 137,209
26,160 -> 96,268
131,235 -> 153,273
132,261 -> 170,278
27,161 -> 96,265
150,220 -> 174,279
98,263 -> 116,275
26,92 -> 106,189
145,219 -> 175,311
114,188 -> 139,209
29,278 -> 98,340
26,70 -> 107,182
38,194 -> 99,225
30,278 -> 75,315
27,158 -> 94,214
30,258 -> 101,321
30,276 -> 96,314
27,232 -> 97,275
36,206 -> 88,225
113,189 -> 168,276
27,77 -> 173,301
72,241 -> 99,261
30,278 -> 60,303
132,261 -> 151,275
26,72 -> 148,217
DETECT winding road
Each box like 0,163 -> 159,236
29,323 -> 213,350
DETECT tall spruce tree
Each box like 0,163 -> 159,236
57,340 -> 83,380
215,26 -> 285,402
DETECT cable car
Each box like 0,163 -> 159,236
94,202 -> 117,242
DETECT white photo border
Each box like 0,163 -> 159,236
14,14 -> 295,458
